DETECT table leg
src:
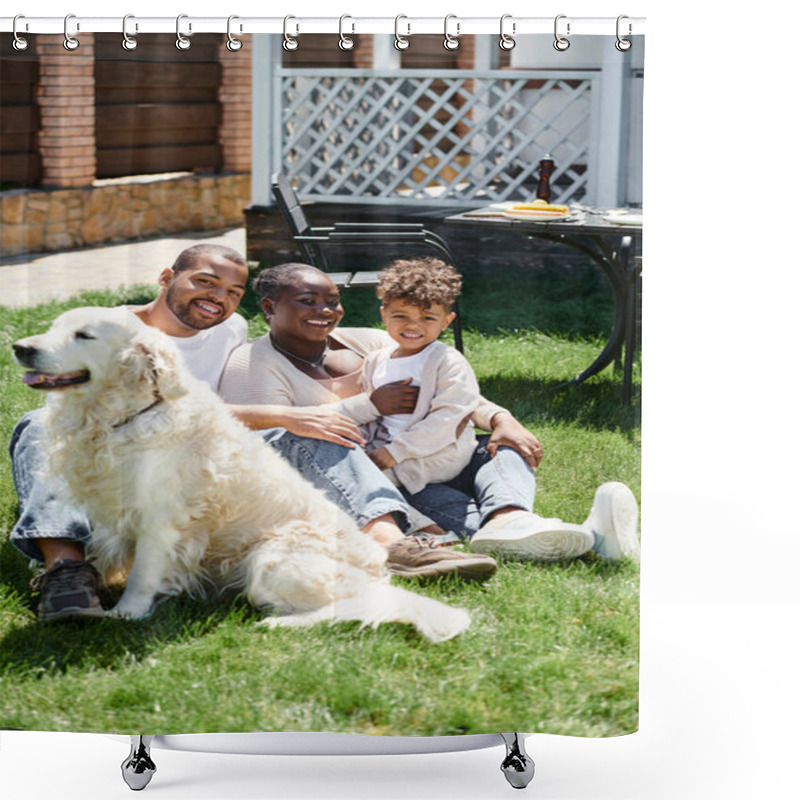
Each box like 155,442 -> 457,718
623,256 -> 642,404
524,231 -> 633,388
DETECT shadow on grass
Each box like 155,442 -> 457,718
0,592 -> 260,676
0,534 -> 263,676
479,374 -> 640,436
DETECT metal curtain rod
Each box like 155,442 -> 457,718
0,15 -> 645,36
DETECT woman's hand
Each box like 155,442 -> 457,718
486,411 -> 544,469
370,379 -> 419,415
281,406 -> 366,448
367,447 -> 398,470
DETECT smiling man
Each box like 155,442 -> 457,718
131,244 -> 250,391
10,244 -> 251,618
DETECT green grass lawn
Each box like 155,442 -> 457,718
0,265 -> 640,737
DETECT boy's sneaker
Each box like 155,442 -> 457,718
470,511 -> 595,561
30,559 -> 105,621
387,536 -> 497,581
585,482 -> 641,562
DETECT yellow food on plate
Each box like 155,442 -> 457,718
510,202 -> 570,215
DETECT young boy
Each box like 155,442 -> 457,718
359,258 -> 638,562
362,258 -> 481,497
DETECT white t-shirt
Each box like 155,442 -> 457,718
370,341 -> 443,441
169,314 -> 248,391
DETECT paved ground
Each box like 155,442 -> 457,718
0,228 -> 246,309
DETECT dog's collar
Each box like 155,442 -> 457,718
112,393 -> 164,428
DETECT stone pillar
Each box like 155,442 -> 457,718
217,36 -> 252,174
36,35 -> 97,188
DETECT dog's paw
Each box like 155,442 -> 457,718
107,602 -> 154,620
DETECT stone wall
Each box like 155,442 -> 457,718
1,173 -> 250,257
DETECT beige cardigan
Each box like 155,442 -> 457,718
361,341 -> 480,494
219,328 -> 507,491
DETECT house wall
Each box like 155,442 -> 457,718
0,34 -> 252,257
510,34 -> 644,206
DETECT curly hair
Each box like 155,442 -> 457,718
377,258 -> 462,311
252,263 -> 327,304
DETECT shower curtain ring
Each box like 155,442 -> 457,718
499,14 -> 515,51
12,15 -> 29,51
394,15 -> 410,51
227,15 -> 243,51
283,16 -> 299,51
283,14 -> 300,50
64,14 -> 80,51
554,14 -> 570,51
122,15 -> 138,51
339,15 -> 355,51
616,15 -> 632,51
176,14 -> 192,50
443,14 -> 460,51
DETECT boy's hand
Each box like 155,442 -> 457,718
487,411 -> 544,469
370,378 -> 419,415
368,447 -> 398,470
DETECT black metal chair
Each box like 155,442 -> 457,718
271,173 -> 464,352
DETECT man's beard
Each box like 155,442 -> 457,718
165,286 -> 221,330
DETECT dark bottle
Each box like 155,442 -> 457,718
536,156 -> 555,202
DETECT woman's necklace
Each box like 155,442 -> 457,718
269,334 -> 329,369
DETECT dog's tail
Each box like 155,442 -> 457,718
260,584 -> 470,644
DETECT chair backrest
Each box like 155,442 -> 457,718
272,173 -> 311,239
272,172 -> 327,267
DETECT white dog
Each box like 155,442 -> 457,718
13,307 -> 469,643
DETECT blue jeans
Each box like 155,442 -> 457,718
8,409 -> 411,562
400,435 -> 536,540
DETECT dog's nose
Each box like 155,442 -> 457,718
13,343 -> 37,364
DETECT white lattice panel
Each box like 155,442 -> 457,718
275,69 -> 599,206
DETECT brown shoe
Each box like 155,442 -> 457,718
387,536 -> 497,581
30,559 -> 105,621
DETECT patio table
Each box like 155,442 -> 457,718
444,206 -> 642,401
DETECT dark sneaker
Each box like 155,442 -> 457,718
30,559 -> 105,621
387,536 -> 497,581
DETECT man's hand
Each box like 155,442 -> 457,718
486,411 -> 544,469
370,378 -> 419,415
367,447 -> 398,470
281,406 -> 366,448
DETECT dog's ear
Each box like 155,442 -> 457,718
120,330 -> 188,402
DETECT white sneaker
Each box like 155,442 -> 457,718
584,482 -> 641,562
470,510 -> 595,561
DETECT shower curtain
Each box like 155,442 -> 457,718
0,22 -> 642,745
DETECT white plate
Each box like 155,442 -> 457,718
503,208 -> 572,221
604,214 -> 643,226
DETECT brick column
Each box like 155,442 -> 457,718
36,35 -> 96,188
455,36 -> 477,69
217,37 -> 252,173
352,35 -> 374,69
